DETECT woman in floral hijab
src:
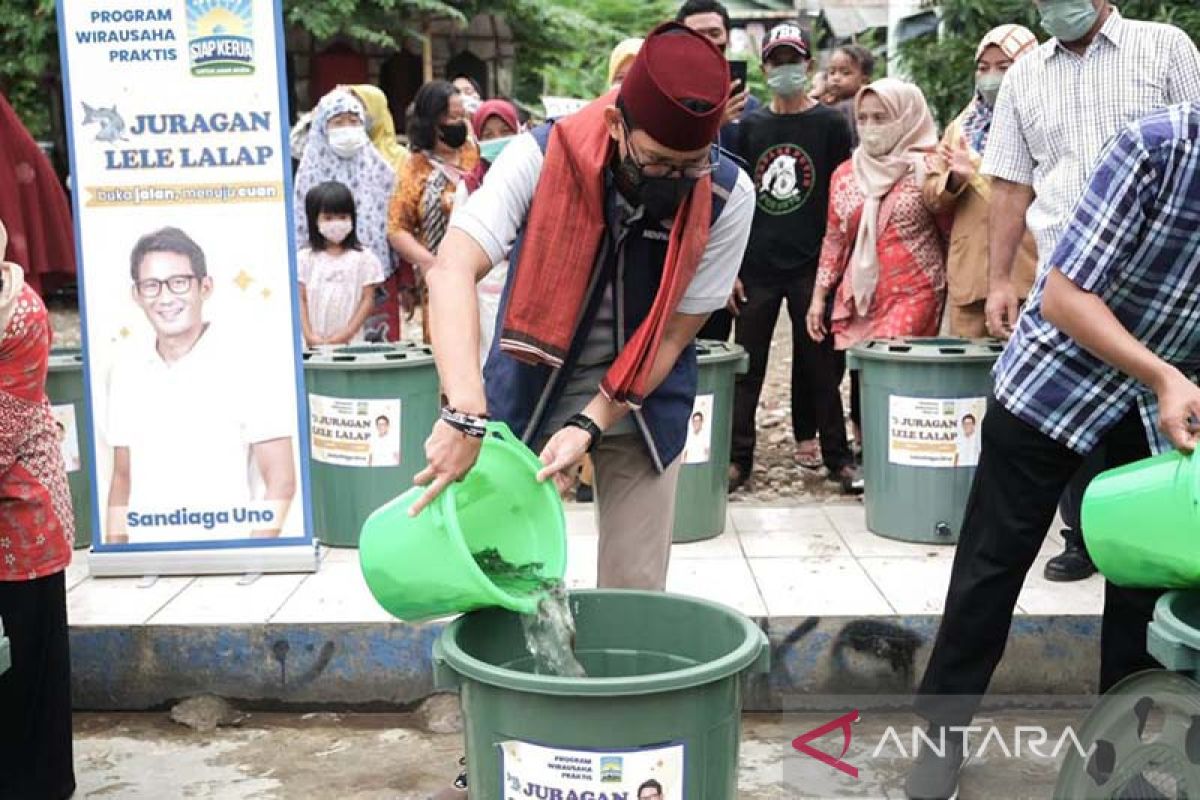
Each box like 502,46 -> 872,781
294,89 -> 399,340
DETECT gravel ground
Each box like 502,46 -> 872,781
44,303 -> 856,505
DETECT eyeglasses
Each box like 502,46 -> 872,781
621,117 -> 718,180
135,275 -> 198,298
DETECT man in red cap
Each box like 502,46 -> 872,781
411,22 -> 754,591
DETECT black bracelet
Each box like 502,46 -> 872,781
441,406 -> 489,438
564,413 -> 603,453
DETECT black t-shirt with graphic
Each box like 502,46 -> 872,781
735,103 -> 852,285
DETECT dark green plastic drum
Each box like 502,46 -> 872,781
302,344 -> 439,547
45,348 -> 93,548
849,338 -> 1003,544
672,341 -> 748,544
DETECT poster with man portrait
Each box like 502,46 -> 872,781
58,0 -> 314,575
682,393 -> 714,465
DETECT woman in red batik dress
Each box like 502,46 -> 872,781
0,218 -> 75,800
807,78 -> 949,452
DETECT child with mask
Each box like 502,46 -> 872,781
298,181 -> 385,346
293,89 -> 397,340
728,21 -> 858,492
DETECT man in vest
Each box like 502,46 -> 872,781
411,22 -> 754,591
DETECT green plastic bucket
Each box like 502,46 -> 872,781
1147,591 -> 1200,679
359,421 -> 566,621
433,589 -> 770,799
1082,450 -> 1200,588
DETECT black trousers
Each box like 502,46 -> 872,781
1058,446 -> 1107,550
0,571 -> 75,800
916,400 -> 1163,727
731,276 -> 852,473
697,307 -> 733,343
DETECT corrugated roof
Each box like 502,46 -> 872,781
821,1 -> 889,37
725,0 -> 798,21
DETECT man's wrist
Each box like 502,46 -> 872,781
564,413 -> 602,453
1149,363 -> 1183,396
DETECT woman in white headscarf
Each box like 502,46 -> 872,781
923,24 -> 1039,337
806,78 -> 948,447
294,89 -> 397,340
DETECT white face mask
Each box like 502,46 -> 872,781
318,218 -> 353,244
327,125 -> 367,158
859,120 -> 905,157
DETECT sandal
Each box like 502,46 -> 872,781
794,439 -> 823,470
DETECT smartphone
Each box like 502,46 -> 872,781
729,60 -> 748,90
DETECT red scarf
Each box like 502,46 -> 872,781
498,91 -> 712,407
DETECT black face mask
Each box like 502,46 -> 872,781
439,122 -> 468,149
614,151 -> 696,222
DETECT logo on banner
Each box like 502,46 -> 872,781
599,756 -> 623,782
81,102 -> 128,143
187,0 -> 255,76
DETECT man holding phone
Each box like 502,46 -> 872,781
677,0 -> 759,342
727,23 -> 856,493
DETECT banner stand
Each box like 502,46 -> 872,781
88,545 -> 317,578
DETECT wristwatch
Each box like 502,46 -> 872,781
564,413 -> 603,453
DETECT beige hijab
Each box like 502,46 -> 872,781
848,78 -> 939,313
0,220 -> 26,335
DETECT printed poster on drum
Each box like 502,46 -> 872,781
57,0 -> 314,573
499,740 -> 685,799
888,396 -> 987,469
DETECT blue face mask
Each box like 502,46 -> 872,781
1039,0 -> 1100,43
479,135 -> 515,163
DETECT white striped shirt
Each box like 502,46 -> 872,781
981,9 -> 1200,271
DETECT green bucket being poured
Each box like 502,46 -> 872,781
1082,449 -> 1200,588
359,421 -> 567,621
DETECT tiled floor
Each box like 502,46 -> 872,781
64,503 -> 1102,626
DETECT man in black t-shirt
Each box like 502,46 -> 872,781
728,22 -> 858,493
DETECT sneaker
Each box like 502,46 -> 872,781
1043,534 -> 1097,582
831,465 -> 864,496
428,758 -> 468,799
905,727 -> 966,800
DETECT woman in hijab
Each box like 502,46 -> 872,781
348,84 -> 408,171
0,218 -> 76,800
294,89 -> 398,341
807,78 -> 948,452
387,80 -> 479,343
607,38 -> 644,88
923,25 -> 1039,337
0,93 -> 76,297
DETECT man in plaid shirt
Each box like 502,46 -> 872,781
908,103 -> 1200,799
981,1 -> 1200,584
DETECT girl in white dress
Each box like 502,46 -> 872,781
298,181 -> 385,347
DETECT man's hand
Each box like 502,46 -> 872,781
722,82 -> 749,127
1153,367 -> 1200,452
410,420 -> 484,516
536,426 -> 593,497
985,280 -> 1020,339
725,278 -> 747,316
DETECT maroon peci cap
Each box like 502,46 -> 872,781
617,21 -> 730,152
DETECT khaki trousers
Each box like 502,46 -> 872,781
591,434 -> 681,591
